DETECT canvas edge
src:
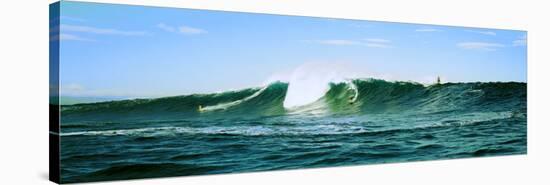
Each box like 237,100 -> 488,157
49,1 -> 61,184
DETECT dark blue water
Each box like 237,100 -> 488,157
59,80 -> 527,183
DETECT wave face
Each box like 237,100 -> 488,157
61,82 -> 287,122
59,78 -> 526,183
61,79 -> 526,122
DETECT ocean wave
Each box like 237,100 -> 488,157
61,78 -> 526,122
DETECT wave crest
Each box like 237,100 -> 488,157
61,79 -> 526,122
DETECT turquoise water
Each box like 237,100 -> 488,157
59,79 -> 527,183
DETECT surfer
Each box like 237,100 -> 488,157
436,76 -> 441,85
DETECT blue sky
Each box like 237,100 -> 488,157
55,1 -> 527,98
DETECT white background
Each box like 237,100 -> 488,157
0,0 -> 548,184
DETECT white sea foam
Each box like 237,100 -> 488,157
201,85 -> 269,112
282,62 -> 363,109
61,111 -> 513,137
347,80 -> 359,103
60,125 -> 368,137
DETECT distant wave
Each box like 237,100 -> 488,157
61,78 -> 526,122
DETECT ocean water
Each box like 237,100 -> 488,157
59,79 -> 527,183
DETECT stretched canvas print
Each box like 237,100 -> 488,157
49,1 -> 527,183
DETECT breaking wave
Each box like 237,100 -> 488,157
61,78 -> 526,122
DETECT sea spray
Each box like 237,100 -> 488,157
281,62 -> 371,109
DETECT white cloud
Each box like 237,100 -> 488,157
466,30 -> 497,36
60,24 -> 147,36
364,43 -> 391,48
50,33 -> 94,42
315,39 -> 362,46
457,42 -> 505,51
157,23 -> 176,32
513,34 -> 527,46
415,28 -> 442,32
157,23 -> 207,35
363,38 -> 391,43
179,26 -> 206,34
309,39 -> 391,48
